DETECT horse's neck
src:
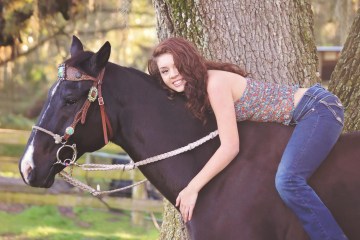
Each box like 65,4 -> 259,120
102,65 -> 298,202
103,64 -> 218,199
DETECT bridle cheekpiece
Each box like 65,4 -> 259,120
32,63 -> 113,166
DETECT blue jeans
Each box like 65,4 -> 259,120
275,84 -> 347,240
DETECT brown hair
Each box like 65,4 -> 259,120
148,37 -> 247,123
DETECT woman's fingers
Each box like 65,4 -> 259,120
176,195 -> 180,207
176,190 -> 197,222
188,205 -> 194,221
182,206 -> 189,222
180,205 -> 195,223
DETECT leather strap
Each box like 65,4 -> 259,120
61,65 -> 113,144
96,69 -> 111,144
64,65 -> 97,82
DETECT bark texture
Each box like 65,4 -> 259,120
153,0 -> 319,86
158,199 -> 189,240
152,0 -> 318,239
328,9 -> 360,132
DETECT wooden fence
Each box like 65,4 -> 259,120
0,129 -> 163,226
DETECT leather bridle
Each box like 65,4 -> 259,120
32,63 -> 113,166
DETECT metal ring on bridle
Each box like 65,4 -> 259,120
55,144 -> 77,166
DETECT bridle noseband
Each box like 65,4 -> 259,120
33,63 -> 113,166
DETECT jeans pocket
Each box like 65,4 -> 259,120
319,97 -> 344,126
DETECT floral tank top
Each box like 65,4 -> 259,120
234,78 -> 299,126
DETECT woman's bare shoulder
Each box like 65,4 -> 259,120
207,70 -> 247,100
207,70 -> 232,92
208,70 -> 245,81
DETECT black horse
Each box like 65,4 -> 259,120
19,36 -> 360,240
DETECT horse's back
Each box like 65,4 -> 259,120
188,123 -> 360,240
311,131 -> 360,240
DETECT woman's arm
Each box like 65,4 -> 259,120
176,71 -> 240,222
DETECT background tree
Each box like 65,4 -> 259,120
152,0 -> 321,238
153,0 -> 318,85
328,9 -> 360,132
312,0 -> 359,45
0,0 -> 156,129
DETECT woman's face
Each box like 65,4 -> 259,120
156,53 -> 186,92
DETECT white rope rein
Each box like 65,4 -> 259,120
76,130 -> 219,171
59,130 -> 219,196
59,171 -> 148,196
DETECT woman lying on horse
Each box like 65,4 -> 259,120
148,37 -> 347,240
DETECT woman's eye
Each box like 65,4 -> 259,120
161,70 -> 168,74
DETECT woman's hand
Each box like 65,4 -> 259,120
176,186 -> 198,223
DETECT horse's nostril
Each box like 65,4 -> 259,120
27,167 -> 35,183
21,162 -> 34,184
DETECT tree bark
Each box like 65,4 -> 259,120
328,9 -> 360,132
152,0 -> 318,239
158,199 -> 189,240
153,0 -> 318,85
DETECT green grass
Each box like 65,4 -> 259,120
0,130 -> 161,239
0,205 -> 159,240
0,114 -> 34,130
0,143 -> 26,157
0,129 -> 161,240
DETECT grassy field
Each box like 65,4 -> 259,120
0,204 -> 159,240
0,129 -> 160,240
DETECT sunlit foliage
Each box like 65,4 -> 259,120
0,0 -> 156,129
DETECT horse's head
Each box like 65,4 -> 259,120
19,36 -> 112,187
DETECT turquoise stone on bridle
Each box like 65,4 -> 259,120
58,63 -> 66,81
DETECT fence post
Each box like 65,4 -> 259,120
131,170 -> 147,226
85,153 -> 91,163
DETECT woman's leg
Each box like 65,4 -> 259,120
275,99 -> 346,240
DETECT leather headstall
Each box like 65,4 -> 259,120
58,63 -> 113,144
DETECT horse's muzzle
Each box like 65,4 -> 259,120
20,161 -> 56,188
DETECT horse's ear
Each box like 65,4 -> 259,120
90,41 -> 111,70
70,35 -> 84,57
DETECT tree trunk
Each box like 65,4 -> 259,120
158,199 -> 189,240
153,0 -> 318,85
328,9 -> 360,132
334,0 -> 359,45
152,0 -> 318,239
312,0 -> 359,46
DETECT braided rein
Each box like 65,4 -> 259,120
60,130 -> 219,196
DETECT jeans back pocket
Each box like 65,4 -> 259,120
319,96 -> 344,126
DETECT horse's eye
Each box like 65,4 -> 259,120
65,98 -> 77,105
